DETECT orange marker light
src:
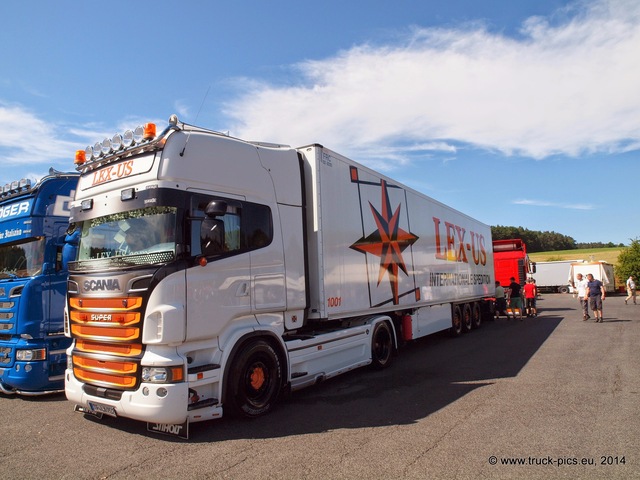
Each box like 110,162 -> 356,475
168,366 -> 184,382
75,150 -> 86,165
143,123 -> 156,140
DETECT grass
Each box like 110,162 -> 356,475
528,247 -> 621,266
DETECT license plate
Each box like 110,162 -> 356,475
88,401 -> 117,417
147,421 -> 189,439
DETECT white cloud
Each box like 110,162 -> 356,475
513,199 -> 594,210
224,0 -> 640,162
0,104 -> 168,176
0,103 -> 79,165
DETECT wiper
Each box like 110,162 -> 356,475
0,272 -> 19,280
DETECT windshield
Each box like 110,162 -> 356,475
76,206 -> 177,268
0,237 -> 45,278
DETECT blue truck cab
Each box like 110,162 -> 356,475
0,170 -> 78,395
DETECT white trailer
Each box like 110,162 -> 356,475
568,261 -> 616,293
64,116 -> 494,437
534,260 -> 580,293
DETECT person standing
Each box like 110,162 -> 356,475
625,276 -> 637,305
584,273 -> 605,322
573,273 -> 590,320
495,281 -> 507,318
508,277 -> 523,320
523,278 -> 537,317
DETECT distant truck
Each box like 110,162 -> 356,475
533,260 -> 581,294
568,261 -> 616,294
0,170 -> 78,394
493,239 -> 536,289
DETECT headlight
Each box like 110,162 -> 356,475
141,366 -> 184,384
16,348 -> 46,361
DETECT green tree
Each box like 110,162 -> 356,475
617,238 -> 640,281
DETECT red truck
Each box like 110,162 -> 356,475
493,239 -> 536,288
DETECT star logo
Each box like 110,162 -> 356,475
350,179 -> 418,304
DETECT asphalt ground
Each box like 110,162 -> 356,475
1,293 -> 638,480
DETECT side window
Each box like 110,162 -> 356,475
244,203 -> 272,249
223,206 -> 241,252
190,195 -> 273,258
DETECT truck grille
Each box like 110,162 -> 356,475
0,346 -> 12,365
69,296 -> 144,390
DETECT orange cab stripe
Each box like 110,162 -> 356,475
73,356 -> 138,374
69,297 -> 143,310
76,340 -> 142,356
73,368 -> 137,388
71,324 -> 139,341
70,311 -> 140,325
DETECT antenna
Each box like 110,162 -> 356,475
180,86 -> 211,157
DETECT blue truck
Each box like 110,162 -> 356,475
0,169 -> 78,395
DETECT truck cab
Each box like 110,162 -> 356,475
0,171 -> 78,394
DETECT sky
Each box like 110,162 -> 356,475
1,0 -> 638,245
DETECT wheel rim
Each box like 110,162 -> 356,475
249,364 -> 266,391
463,305 -> 472,331
242,357 -> 276,408
452,307 -> 462,334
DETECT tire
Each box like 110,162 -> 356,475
462,304 -> 473,333
370,321 -> 394,369
226,340 -> 282,418
471,302 -> 482,329
559,286 -> 569,294
451,305 -> 463,337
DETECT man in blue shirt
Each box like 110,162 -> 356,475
584,274 -> 606,322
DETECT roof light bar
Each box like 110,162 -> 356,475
1,177 -> 34,197
74,119 -> 166,172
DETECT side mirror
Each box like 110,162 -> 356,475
201,218 -> 225,256
205,200 -> 228,217
61,226 -> 80,270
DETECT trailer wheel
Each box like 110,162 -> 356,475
226,340 -> 282,418
559,285 -> 570,294
451,305 -> 463,337
471,302 -> 482,329
370,321 -> 394,370
462,304 -> 473,333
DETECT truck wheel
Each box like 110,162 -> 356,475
471,302 -> 482,329
451,305 -> 463,337
370,321 -> 394,370
462,304 -> 473,333
559,286 -> 569,294
226,340 -> 282,418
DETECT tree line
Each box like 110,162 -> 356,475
490,225 -> 625,253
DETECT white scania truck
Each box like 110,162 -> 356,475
65,116 -> 494,438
